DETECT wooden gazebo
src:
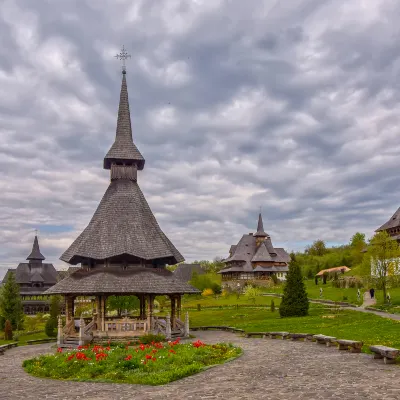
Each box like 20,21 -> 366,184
45,50 -> 199,345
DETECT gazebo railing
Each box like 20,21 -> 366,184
104,318 -> 148,334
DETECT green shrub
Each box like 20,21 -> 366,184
45,317 -> 58,337
271,299 -> 275,312
139,333 -> 166,344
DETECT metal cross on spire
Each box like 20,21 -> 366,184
34,229 -> 38,236
115,45 -> 131,72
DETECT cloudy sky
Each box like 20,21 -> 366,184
1,0 -> 400,278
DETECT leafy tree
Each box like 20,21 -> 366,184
45,317 -> 57,337
349,232 -> 367,266
0,273 -> 24,330
107,296 -> 140,317
4,319 -> 12,340
190,272 -> 221,294
305,240 -> 328,256
366,231 -> 400,303
270,299 -> 275,312
244,285 -> 261,304
49,295 -> 62,319
279,253 -> 309,317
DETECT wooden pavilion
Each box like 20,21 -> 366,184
45,51 -> 199,345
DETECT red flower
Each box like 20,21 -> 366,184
152,357 -> 156,362
139,344 -> 145,351
124,355 -> 132,361
57,347 -> 63,353
193,340 -> 205,348
96,353 -> 108,361
106,346 -> 111,351
169,349 -> 176,354
67,354 -> 75,361
145,354 -> 152,360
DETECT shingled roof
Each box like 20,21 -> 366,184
103,71 -> 145,170
60,69 -> 184,266
220,213 -> 290,274
26,236 -> 45,260
254,213 -> 268,237
173,263 -> 204,282
376,207 -> 400,231
45,266 -> 199,295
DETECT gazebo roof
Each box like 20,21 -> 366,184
44,266 -> 199,295
60,68 -> 184,266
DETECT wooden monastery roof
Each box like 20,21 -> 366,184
45,266 -> 199,295
103,71 -> 145,170
376,207 -> 400,232
60,69 -> 184,266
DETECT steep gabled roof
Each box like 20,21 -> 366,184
60,176 -> 184,265
251,242 -> 273,262
103,71 -> 145,170
376,207 -> 400,231
173,264 -> 204,282
223,234 -> 256,264
26,236 -> 45,261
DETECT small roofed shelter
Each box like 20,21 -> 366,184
173,263 -> 205,283
219,213 -> 290,288
316,266 -> 350,277
4,235 -> 58,315
45,55 -> 199,345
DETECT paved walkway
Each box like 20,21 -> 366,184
1,331 -> 400,400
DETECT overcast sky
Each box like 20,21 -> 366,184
1,0 -> 400,278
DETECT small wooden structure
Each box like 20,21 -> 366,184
219,213 -> 290,287
4,235 -> 59,314
46,59 -> 199,345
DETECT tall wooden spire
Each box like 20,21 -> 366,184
26,235 -> 45,261
103,59 -> 145,170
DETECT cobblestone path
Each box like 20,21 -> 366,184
1,331 -> 400,400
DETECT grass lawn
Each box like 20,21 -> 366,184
264,280 -> 400,308
23,339 -> 242,385
0,331 -> 50,346
182,294 -> 281,308
189,304 -> 400,350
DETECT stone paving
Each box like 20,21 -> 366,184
1,331 -> 400,400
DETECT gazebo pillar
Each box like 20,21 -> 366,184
170,295 -> 176,330
139,295 -> 146,319
100,295 -> 107,331
147,295 -> 154,332
177,295 -> 182,320
65,295 -> 74,324
95,296 -> 101,330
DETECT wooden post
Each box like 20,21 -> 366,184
170,295 -> 176,330
147,295 -> 155,332
65,295 -> 74,324
166,314 -> 172,340
57,316 -> 63,346
101,296 -> 107,332
177,295 -> 182,320
184,311 -> 190,338
139,295 -> 145,319
78,316 -> 86,346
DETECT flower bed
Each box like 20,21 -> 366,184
22,338 -> 242,385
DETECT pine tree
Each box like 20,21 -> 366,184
279,253 -> 309,317
0,273 -> 24,330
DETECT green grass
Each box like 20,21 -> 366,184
0,331 -> 50,346
264,280 -> 400,308
182,294 -> 281,308
23,340 -> 242,385
189,304 -> 400,350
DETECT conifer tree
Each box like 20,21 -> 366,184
0,273 -> 24,330
279,253 -> 309,317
